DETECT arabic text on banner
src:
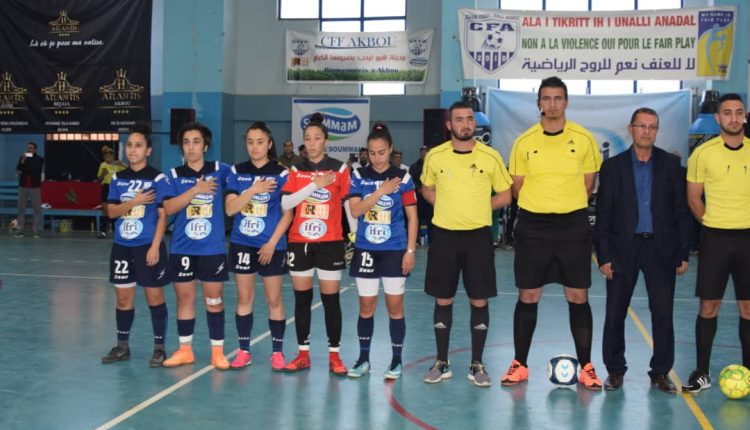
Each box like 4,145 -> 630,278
458,7 -> 735,80
286,30 -> 433,84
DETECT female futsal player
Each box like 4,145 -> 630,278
162,123 -> 232,370
225,122 -> 292,370
345,122 -> 418,379
101,123 -> 170,367
281,113 -> 351,375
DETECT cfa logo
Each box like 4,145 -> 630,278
301,108 -> 361,141
464,16 -> 519,73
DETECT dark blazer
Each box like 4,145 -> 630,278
595,146 -> 689,271
16,155 -> 44,188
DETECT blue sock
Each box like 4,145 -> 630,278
269,319 -> 285,353
389,317 -> 406,366
177,318 -> 195,338
357,316 -> 374,363
236,312 -> 253,351
148,303 -> 168,347
116,308 -> 135,345
207,310 -> 225,341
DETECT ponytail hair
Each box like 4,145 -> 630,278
367,121 -> 392,147
246,121 -> 272,138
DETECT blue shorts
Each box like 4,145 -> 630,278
109,242 -> 169,287
228,242 -> 288,277
349,248 -> 406,279
168,253 -> 229,283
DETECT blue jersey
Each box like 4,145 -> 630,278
227,161 -> 289,250
165,161 -> 230,256
349,166 -> 417,251
108,166 -> 170,247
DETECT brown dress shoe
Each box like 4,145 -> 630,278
604,373 -> 623,390
651,374 -> 677,393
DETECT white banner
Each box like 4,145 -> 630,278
286,29 -> 433,83
459,7 -> 736,80
291,98 -> 370,163
486,89 -> 691,165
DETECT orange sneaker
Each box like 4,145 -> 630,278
500,359 -> 529,386
329,352 -> 347,375
211,346 -> 230,370
283,351 -> 311,372
163,344 -> 195,368
579,362 -> 603,391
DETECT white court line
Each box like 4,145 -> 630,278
95,286 -> 351,430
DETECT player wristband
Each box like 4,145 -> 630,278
406,249 -> 415,254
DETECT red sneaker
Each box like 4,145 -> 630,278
329,352 -> 347,375
283,351 -> 311,372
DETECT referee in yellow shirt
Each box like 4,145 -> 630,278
682,93 -> 750,393
420,101 -> 512,386
500,77 -> 604,390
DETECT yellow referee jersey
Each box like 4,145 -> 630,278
509,121 -> 601,214
687,136 -> 750,229
421,141 -> 512,230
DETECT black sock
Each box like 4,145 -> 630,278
294,290 -> 313,347
269,319 -> 285,353
696,315 -> 717,374
389,317 -> 406,367
235,312 -> 253,351
470,304 -> 489,363
116,308 -> 135,346
321,292 -> 342,349
569,301 -> 593,365
148,303 -> 167,348
206,310 -> 225,341
740,318 -> 750,369
357,316 -> 374,363
434,303 -> 453,362
513,301 -> 537,366
177,318 -> 195,338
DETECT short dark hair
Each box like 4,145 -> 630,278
27,142 -> 37,149
718,93 -> 744,111
448,101 -> 474,119
178,122 -> 212,148
298,144 -> 305,152
130,122 -> 153,147
538,76 -> 568,101
629,107 -> 659,126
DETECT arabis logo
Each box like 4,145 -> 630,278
301,108 -> 361,141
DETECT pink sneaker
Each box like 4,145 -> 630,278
230,349 -> 252,369
270,352 -> 286,371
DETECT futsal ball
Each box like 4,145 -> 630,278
547,354 -> 580,386
718,364 -> 750,400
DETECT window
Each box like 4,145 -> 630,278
280,0 -> 407,95
498,0 -> 682,95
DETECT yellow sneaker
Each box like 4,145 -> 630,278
163,345 -> 195,367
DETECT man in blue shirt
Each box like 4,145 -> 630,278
595,107 -> 690,393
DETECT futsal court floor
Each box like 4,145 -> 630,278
0,231 -> 747,430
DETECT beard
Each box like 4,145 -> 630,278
451,128 -> 474,142
720,123 -> 744,136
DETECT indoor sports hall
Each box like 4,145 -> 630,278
1,1 -> 748,429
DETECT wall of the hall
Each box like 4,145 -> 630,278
2,0 -> 749,181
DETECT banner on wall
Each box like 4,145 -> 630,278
0,0 -> 152,133
458,7 -> 736,80
486,89 -> 690,165
286,29 -> 433,83
291,98 -> 370,163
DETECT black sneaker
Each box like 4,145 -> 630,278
102,345 -> 131,364
150,349 -> 167,368
682,370 -> 711,393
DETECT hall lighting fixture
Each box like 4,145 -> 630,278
46,132 -> 119,141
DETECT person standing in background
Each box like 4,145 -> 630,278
278,140 -> 303,168
98,146 -> 127,238
15,142 -> 44,238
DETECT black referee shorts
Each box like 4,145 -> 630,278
424,226 -> 496,300
513,209 -> 593,289
696,226 -> 750,300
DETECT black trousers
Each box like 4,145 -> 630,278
602,237 -> 676,376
